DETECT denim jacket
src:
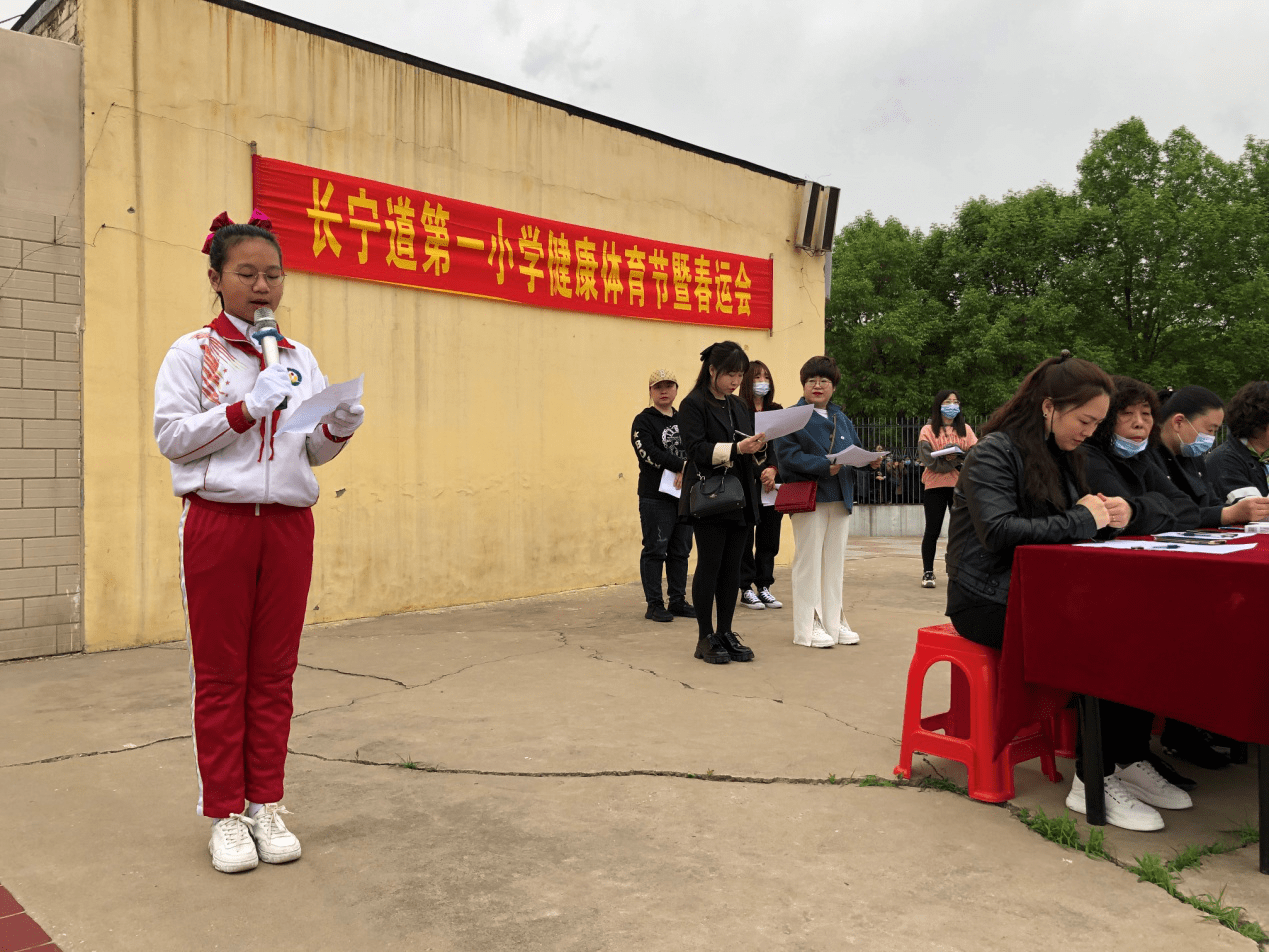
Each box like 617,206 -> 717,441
774,399 -> 860,510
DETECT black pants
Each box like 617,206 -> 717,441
949,599 -> 1154,779
922,486 -> 954,573
692,521 -> 748,639
639,496 -> 693,607
739,506 -> 783,590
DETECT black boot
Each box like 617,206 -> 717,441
718,631 -> 754,662
668,599 -> 696,618
1161,720 -> 1230,770
645,603 -> 673,623
694,632 -> 731,664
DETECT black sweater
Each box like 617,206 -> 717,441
1152,445 -> 1224,528
1083,442 -> 1200,535
631,406 -> 687,499
1206,438 -> 1269,503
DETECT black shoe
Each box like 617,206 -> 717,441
694,632 -> 731,664
667,599 -> 696,618
645,604 -> 674,623
1146,752 -> 1197,792
1161,722 -> 1230,770
718,631 -> 754,662
1209,734 -> 1249,764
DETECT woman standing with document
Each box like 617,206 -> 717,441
775,356 -> 864,648
917,391 -> 977,589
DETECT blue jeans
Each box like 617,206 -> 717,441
639,495 -> 693,606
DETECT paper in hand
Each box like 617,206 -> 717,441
277,374 -> 365,434
753,405 -> 814,440
930,445 -> 964,458
659,468 -> 682,499
826,445 -> 888,466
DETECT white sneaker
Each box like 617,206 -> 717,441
756,587 -> 783,609
740,589 -> 765,610
837,625 -> 860,646
808,620 -> 835,648
1114,760 -> 1194,811
209,814 -> 259,873
248,803 -> 302,864
921,571 -> 936,589
1066,774 -> 1164,832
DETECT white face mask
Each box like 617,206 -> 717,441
753,381 -> 771,397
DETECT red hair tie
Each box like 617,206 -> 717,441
201,208 -> 273,254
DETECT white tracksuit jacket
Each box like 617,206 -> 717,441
154,312 -> 349,507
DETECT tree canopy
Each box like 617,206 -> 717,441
826,118 -> 1269,419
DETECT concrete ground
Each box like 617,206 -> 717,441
0,537 -> 1263,951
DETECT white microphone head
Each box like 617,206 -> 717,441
253,307 -> 276,329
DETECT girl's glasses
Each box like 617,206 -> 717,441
229,269 -> 285,287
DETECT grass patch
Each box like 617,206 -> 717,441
1128,853 -> 1178,895
1185,890 -> 1269,943
1017,806 -> 1085,851
1130,853 -> 1268,942
1228,820 -> 1259,847
827,773 -> 838,785
396,758 -> 436,771
858,774 -> 898,787
917,776 -> 967,795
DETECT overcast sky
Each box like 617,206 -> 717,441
10,0 -> 1269,233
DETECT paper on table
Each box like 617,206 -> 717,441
826,445 -> 888,466
753,405 -> 814,440
277,374 -> 365,434
1074,540 -> 1257,555
761,482 -> 780,507
930,445 -> 964,458
659,468 -> 682,499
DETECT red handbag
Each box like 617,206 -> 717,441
774,481 -> 817,514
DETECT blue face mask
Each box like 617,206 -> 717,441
940,403 -> 960,419
1178,420 -> 1215,458
1112,434 -> 1149,458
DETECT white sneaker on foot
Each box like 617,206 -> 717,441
756,587 -> 783,609
1066,774 -> 1164,831
740,589 -> 765,610
921,571 -> 936,589
209,814 -> 259,873
837,625 -> 860,645
1114,760 -> 1194,810
249,803 -> 302,864
808,619 -> 835,648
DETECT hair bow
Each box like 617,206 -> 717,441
201,208 -> 273,254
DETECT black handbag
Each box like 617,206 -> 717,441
688,397 -> 746,518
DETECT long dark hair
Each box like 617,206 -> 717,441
983,351 -> 1114,509
928,389 -> 966,438
1091,376 -> 1160,450
740,360 -> 775,412
693,341 -> 749,394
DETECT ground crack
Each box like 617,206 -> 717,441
295,662 -> 410,688
1,734 -> 189,769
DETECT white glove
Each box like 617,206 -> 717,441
244,363 -> 294,420
321,402 -> 364,438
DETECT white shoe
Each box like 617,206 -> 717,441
756,587 -> 783,609
209,814 -> 259,873
1066,774 -> 1164,832
808,620 -> 835,648
740,589 -> 765,610
248,803 -> 302,864
837,626 -> 860,645
921,572 -> 936,589
1114,760 -> 1194,811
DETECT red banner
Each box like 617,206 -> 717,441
251,156 -> 773,330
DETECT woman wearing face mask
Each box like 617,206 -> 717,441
1205,380 -> 1269,504
775,355 -> 863,648
946,352 -> 1176,832
916,390 -> 977,589
1153,386 -> 1269,527
678,342 -> 769,664
738,360 -> 784,611
1082,376 -> 1200,536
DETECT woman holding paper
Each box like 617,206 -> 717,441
153,211 -> 364,873
738,360 -> 785,610
775,356 -> 864,648
917,391 -> 977,589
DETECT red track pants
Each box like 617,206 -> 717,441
179,495 -> 314,817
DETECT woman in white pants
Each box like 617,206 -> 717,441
775,356 -> 863,647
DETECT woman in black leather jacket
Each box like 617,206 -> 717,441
945,352 -> 1183,833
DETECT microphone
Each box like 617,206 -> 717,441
251,307 -> 288,410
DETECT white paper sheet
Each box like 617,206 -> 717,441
1154,530 -> 1247,543
659,468 -> 682,499
761,482 -> 780,507
930,445 -> 964,458
826,445 -> 888,467
1074,540 -> 1257,555
753,405 -> 814,440
277,374 -> 365,434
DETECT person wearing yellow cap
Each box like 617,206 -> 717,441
631,369 -> 696,622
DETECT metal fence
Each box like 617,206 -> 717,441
848,415 -> 987,506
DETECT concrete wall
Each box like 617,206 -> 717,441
0,27 -> 84,661
850,505 -> 945,539
67,0 -> 827,650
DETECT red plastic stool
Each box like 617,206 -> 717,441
1042,707 -> 1078,761
894,623 -> 1062,802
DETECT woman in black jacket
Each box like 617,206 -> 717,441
678,342 -> 769,664
1206,380 -> 1269,504
945,352 -> 1181,833
1082,377 -> 1200,536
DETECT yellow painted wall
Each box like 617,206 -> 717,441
79,0 -> 826,649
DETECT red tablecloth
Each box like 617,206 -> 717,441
994,534 -> 1269,757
